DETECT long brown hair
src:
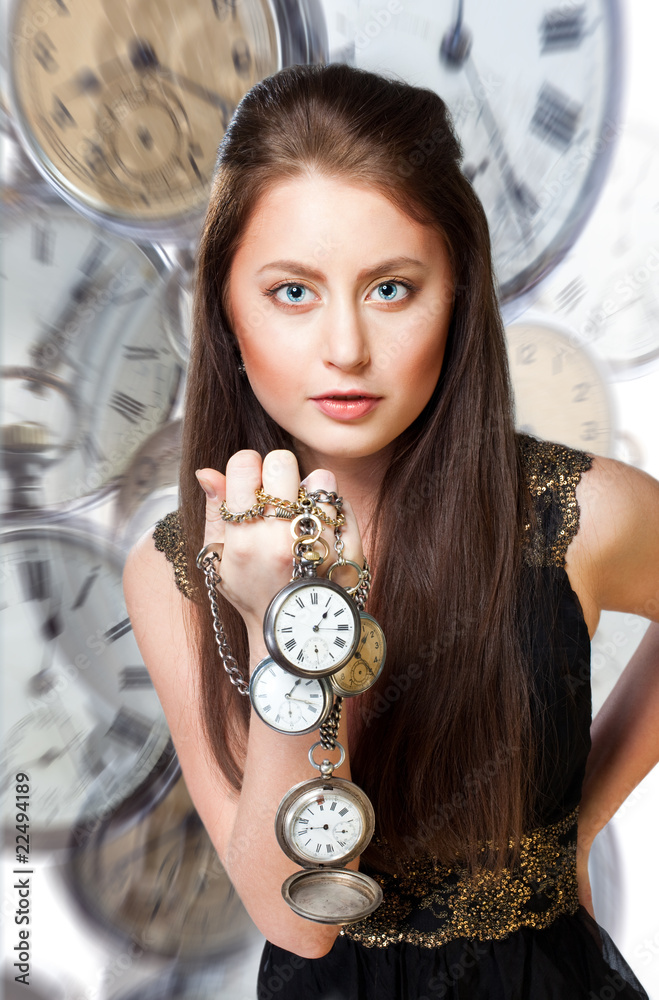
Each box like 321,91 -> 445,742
180,63 -> 545,874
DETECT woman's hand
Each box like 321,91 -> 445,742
195,449 -> 364,655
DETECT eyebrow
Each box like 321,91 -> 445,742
256,256 -> 429,283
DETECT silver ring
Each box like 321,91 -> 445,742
308,740 -> 345,772
195,542 -> 224,570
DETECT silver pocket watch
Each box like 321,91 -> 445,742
275,743 -> 383,923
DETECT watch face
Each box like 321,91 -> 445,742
330,612 -> 386,697
249,657 -> 334,734
0,523 -> 174,846
265,578 -> 361,677
1,200 -> 182,513
8,0 -> 327,237
506,317 -> 614,455
328,0 -> 622,303
275,775 -> 375,868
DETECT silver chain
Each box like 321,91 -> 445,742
197,494 -> 371,735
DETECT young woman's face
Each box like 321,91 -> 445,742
226,173 -> 454,464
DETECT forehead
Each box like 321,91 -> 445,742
232,172 -> 445,264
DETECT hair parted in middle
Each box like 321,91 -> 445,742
180,61 -> 566,877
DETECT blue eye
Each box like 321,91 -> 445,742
274,283 -> 308,304
373,281 -> 409,302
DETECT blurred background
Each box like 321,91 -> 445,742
1,0 -> 657,997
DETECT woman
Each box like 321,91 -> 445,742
124,63 -> 658,998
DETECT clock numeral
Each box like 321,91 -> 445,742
212,0 -> 238,19
517,343 -> 537,366
104,618 -> 132,643
119,666 -> 152,689
326,844 -> 335,854
107,707 -> 152,748
295,596 -> 305,608
280,626 -> 293,633
275,713 -> 281,723
122,345 -> 160,361
330,801 -> 337,811
297,650 -> 305,662
556,276 -> 587,313
52,96 -> 75,129
20,559 -> 51,601
33,32 -> 58,74
232,38 -> 252,78
530,83 -> 582,150
71,566 -> 100,610
187,151 -> 203,183
541,7 -> 586,52
333,637 -> 347,649
310,592 -> 319,605
109,391 -> 147,425
82,434 -> 105,465
337,624 -> 350,631
309,704 -> 318,714
339,807 -> 349,817
79,238 -> 109,278
337,838 -> 347,848
297,818 -> 309,825
284,638 -> 297,651
32,222 -> 55,265
581,421 -> 599,442
315,843 -> 322,853
333,607 -> 345,617
572,382 -> 591,403
83,141 -> 108,176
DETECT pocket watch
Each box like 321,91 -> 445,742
330,611 -> 386,697
7,0 -> 328,240
274,747 -> 383,923
332,0 -> 622,304
249,656 -> 335,734
0,520 -> 174,847
263,576 -> 362,678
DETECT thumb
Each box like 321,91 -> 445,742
195,468 -> 228,547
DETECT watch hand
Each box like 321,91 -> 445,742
128,38 -> 234,118
285,695 -> 317,706
440,0 -> 472,66
285,678 -> 302,698
312,609 -> 330,632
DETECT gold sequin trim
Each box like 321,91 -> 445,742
518,434 -> 593,569
153,510 -> 196,600
340,806 -> 579,948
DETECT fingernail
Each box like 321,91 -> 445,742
195,471 -> 218,500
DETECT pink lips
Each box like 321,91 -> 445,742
311,396 -> 381,419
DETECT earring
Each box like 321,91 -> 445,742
237,356 -> 247,378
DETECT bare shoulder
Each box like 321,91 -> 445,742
570,454 -> 659,623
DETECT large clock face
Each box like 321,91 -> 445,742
329,0 -> 621,302
8,0 -> 282,235
0,524 -> 174,845
1,199 -> 182,512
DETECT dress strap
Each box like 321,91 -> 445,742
519,434 -> 593,569
153,509 -> 196,600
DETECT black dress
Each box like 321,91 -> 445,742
154,435 -> 650,1000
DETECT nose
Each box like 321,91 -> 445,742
321,299 -> 370,371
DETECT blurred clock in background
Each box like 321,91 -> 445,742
1,196 -> 183,514
112,419 -> 181,551
63,772 -> 256,960
326,0 -> 623,306
533,121 -> 659,379
505,316 -> 615,455
0,521 -> 175,848
7,0 -> 328,240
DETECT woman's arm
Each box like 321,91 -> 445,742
123,451 -> 362,959
566,455 -> 659,909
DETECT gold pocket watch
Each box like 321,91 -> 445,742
329,611 -> 387,697
275,743 -> 383,924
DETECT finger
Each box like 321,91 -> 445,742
301,470 -> 364,585
225,449 -> 263,513
261,449 -> 300,503
195,468 -> 227,546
